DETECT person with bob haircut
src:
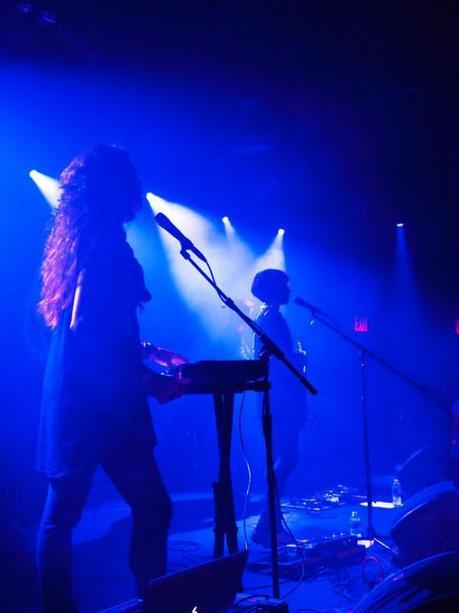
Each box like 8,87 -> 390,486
250,268 -> 307,546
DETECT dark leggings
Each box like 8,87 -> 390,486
36,447 -> 172,612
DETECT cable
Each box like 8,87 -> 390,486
205,259 -> 227,303
361,553 -> 386,589
267,399 -> 307,600
256,386 -> 308,601
235,593 -> 272,605
277,505 -> 307,601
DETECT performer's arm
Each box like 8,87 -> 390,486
70,271 -> 85,332
142,341 -> 188,368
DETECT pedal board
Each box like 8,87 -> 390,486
248,535 -> 365,579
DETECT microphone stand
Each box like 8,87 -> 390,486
296,302 -> 447,545
177,248 -> 318,598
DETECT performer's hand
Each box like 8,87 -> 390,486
142,342 -> 188,368
144,371 -> 186,404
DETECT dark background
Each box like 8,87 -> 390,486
0,1 -> 458,516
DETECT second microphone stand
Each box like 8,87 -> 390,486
297,301 -> 446,544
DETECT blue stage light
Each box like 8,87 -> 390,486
396,222 -> 404,228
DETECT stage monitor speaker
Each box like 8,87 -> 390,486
144,549 -> 248,613
99,598 -> 142,612
354,551 -> 459,612
390,481 -> 459,564
397,445 -> 452,499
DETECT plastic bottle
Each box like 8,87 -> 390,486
349,510 -> 361,537
392,477 -> 402,507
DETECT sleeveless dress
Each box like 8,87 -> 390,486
37,229 -> 155,478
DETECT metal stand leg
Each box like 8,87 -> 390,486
360,350 -> 375,539
261,387 -> 280,599
212,392 -> 239,558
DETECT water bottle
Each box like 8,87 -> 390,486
392,478 -> 402,507
349,510 -> 361,537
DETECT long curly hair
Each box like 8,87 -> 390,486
38,145 -> 142,329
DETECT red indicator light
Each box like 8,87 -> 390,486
355,316 -> 368,333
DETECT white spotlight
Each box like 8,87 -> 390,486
222,215 -> 236,240
29,170 -> 60,208
252,230 -> 286,274
146,192 -> 165,213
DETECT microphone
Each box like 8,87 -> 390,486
155,212 -> 207,262
294,296 -> 327,315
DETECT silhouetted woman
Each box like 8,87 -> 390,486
36,145 -> 179,611
250,269 -> 307,546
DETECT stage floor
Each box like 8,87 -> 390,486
1,485 -> 399,612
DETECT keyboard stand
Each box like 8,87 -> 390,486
211,380 -> 270,558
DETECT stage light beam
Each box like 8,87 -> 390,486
252,228 -> 286,275
145,192 -> 255,340
29,170 -> 60,208
222,215 -> 236,240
